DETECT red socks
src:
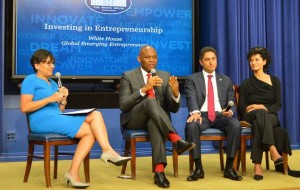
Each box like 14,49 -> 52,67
168,132 -> 180,143
155,133 -> 180,173
155,163 -> 164,172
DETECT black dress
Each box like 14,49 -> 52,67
238,75 -> 291,164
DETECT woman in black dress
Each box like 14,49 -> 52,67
238,47 -> 291,180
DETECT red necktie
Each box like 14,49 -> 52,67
146,73 -> 155,98
207,75 -> 216,121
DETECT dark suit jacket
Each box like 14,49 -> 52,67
184,71 -> 237,115
119,67 -> 180,126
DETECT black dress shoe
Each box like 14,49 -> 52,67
162,172 -> 170,185
223,168 -> 243,181
254,174 -> 263,181
154,172 -> 170,188
174,139 -> 195,155
187,169 -> 205,181
274,157 -> 284,165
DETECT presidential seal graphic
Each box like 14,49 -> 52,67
85,0 -> 132,14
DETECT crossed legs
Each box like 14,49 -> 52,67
69,111 -> 120,182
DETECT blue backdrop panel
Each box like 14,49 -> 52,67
14,0 -> 193,79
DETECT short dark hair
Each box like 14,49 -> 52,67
30,49 -> 55,72
247,47 -> 271,71
199,46 -> 217,60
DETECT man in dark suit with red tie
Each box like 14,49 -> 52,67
119,45 -> 195,188
184,46 -> 242,181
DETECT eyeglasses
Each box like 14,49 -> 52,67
41,60 -> 55,66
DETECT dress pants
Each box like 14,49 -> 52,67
186,112 -> 241,160
242,109 -> 278,163
124,98 -> 176,166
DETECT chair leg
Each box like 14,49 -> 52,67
172,144 -> 179,177
241,136 -> 247,176
83,153 -> 90,182
188,151 -> 194,173
219,141 -> 224,171
233,151 -> 239,171
54,145 -> 58,179
152,155 -> 155,173
121,141 -> 130,175
130,139 -> 137,180
44,143 -> 51,188
282,152 -> 289,175
23,142 -> 34,183
265,151 -> 270,170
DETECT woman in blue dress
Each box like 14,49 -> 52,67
20,49 -> 131,188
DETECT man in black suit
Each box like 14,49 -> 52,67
119,45 -> 195,188
184,46 -> 242,181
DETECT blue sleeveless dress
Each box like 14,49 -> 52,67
21,74 -> 86,138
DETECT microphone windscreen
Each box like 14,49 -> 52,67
150,69 -> 157,76
228,100 -> 234,107
55,72 -> 61,77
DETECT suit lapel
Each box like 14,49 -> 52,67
198,72 -> 206,97
135,68 -> 145,88
155,70 -> 162,97
216,73 -> 224,100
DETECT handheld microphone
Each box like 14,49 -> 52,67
225,101 -> 234,112
150,69 -> 157,97
150,69 -> 157,76
55,72 -> 62,88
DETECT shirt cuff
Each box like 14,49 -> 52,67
140,88 -> 146,97
172,93 -> 180,103
190,110 -> 201,116
229,110 -> 233,117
